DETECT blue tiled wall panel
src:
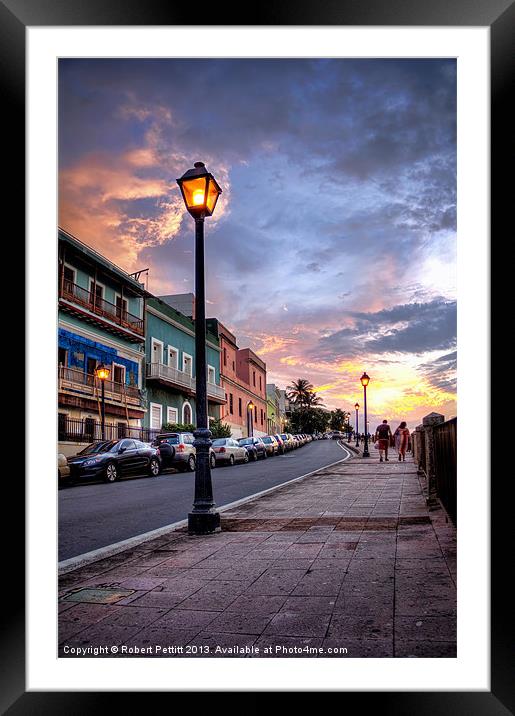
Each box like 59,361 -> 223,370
58,328 -> 139,386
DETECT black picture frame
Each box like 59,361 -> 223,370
4,0 -> 509,709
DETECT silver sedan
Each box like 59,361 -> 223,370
211,438 -> 249,466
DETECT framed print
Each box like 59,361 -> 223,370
3,0 -> 510,708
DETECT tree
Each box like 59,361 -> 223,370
161,422 -> 196,433
286,406 -> 329,435
209,418 -> 232,438
286,378 -> 314,409
286,378 -> 325,432
329,409 -> 348,432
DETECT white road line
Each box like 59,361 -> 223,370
58,444 -> 353,575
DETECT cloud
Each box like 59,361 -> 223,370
316,299 -> 456,359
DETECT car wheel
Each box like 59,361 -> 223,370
187,455 -> 196,472
263,450 -> 268,459
252,450 -> 258,461
105,462 -> 118,483
210,453 -> 216,469
148,458 -> 160,477
243,452 -> 249,463
229,454 -> 235,466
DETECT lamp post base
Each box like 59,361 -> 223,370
362,450 -> 370,458
188,510 -> 221,535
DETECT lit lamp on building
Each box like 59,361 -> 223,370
360,372 -> 371,458
177,161 -> 222,536
354,402 -> 360,447
95,363 -> 110,440
248,401 -> 254,437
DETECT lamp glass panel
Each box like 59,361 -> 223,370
206,178 -> 221,214
181,177 -> 207,210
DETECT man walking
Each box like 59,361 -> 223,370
375,419 -> 392,462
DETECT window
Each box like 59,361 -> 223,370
232,360 -> 235,371
167,406 -> 178,424
259,376 -> 262,391
115,295 -> 128,321
223,347 -> 227,366
253,371 -> 256,386
112,364 -> 125,386
182,402 -> 192,425
229,393 -> 234,414
168,347 -> 178,369
150,403 -> 163,430
58,347 -> 68,367
238,397 -> 242,417
183,353 -> 193,376
62,265 -> 75,291
261,409 -> 264,424
117,422 -> 127,439
151,338 -> 164,365
90,281 -> 104,303
120,439 -> 136,451
207,365 -> 215,384
254,406 -> 257,422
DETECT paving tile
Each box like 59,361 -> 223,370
244,569 -> 307,596
202,611 -> 273,635
280,596 -> 337,614
149,609 -> 219,630
395,615 -> 456,642
327,613 -> 393,640
225,595 -> 287,615
264,611 -> 331,638
291,569 -> 344,596
176,580 -> 248,611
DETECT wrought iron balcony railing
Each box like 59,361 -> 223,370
60,279 -> 144,336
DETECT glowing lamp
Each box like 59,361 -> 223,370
360,372 -> 370,387
95,363 -> 110,381
355,403 -> 359,410
248,401 -> 254,411
177,161 -> 222,218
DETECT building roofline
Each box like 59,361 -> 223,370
58,227 -> 152,297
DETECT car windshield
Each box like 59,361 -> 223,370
238,438 -> 252,445
78,441 -> 117,455
281,434 -> 288,440
212,439 -> 228,446
262,437 -> 271,443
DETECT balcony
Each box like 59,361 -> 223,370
59,279 -> 144,341
146,362 -> 226,403
58,366 -> 143,408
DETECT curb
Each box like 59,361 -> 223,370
58,443 -> 353,575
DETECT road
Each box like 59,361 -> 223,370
59,439 -> 350,561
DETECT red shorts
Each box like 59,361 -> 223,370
378,438 -> 389,450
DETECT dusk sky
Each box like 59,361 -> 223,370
58,58 -> 457,429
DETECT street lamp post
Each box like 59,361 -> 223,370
95,363 -> 110,440
177,161 -> 222,535
248,401 -> 254,437
360,372 -> 371,458
354,403 -> 360,447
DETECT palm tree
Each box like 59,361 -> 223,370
286,378 -> 314,409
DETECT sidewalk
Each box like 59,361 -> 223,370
58,451 -> 457,658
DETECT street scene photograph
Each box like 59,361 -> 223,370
57,57 -> 457,659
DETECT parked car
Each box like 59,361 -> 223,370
152,432 -> 216,472
238,436 -> 267,460
58,453 -> 70,484
279,433 -> 294,451
261,435 -> 279,456
212,438 -> 249,466
273,434 -> 286,454
67,439 -> 161,483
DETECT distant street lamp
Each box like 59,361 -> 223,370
360,372 -> 371,458
177,161 -> 222,536
354,403 -> 360,447
95,363 -> 110,440
248,401 -> 254,437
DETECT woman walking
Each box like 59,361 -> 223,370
395,421 -> 410,461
